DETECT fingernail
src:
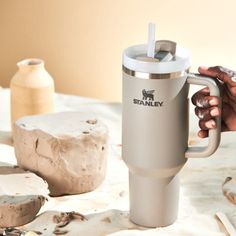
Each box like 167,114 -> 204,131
199,66 -> 209,70
196,99 -> 208,108
198,130 -> 204,138
232,76 -> 236,82
205,120 -> 216,129
210,108 -> 219,116
209,98 -> 218,106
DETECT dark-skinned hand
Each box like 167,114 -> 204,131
192,66 -> 236,138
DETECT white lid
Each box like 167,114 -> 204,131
123,44 -> 191,74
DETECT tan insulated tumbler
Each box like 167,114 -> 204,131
122,24 -> 222,227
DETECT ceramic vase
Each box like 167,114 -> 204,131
10,58 -> 54,129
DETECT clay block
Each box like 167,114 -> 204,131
0,195 -> 46,227
0,165 -> 48,227
14,112 -> 109,196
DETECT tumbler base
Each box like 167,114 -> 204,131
129,172 -> 180,227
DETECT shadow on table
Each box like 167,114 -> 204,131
22,209 -> 147,236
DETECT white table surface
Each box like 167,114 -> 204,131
0,89 -> 235,236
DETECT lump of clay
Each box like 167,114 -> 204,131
14,112 -> 109,196
0,164 -> 48,227
222,177 -> 236,205
0,195 -> 46,227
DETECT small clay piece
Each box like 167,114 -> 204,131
51,211 -> 86,235
14,112 -> 109,196
53,229 -> 69,235
0,165 -> 49,227
222,177 -> 236,205
86,119 -> 97,125
0,195 -> 46,227
2,229 -> 43,236
0,227 -> 23,236
53,213 -> 70,228
53,211 -> 87,227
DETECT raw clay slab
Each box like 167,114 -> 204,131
0,164 -> 49,227
14,112 -> 109,196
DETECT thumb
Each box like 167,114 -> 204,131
198,66 -> 236,86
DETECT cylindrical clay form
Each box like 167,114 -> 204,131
122,43 -> 191,227
10,58 -> 54,129
13,112 -> 108,197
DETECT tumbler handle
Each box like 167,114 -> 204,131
185,73 -> 221,158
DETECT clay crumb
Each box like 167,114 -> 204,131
101,217 -> 111,223
72,212 -> 87,221
53,229 -> 69,235
119,190 -> 126,197
224,177 -> 232,184
86,119 -> 97,125
0,228 -> 43,235
1,228 -> 22,235
34,231 -> 43,235
222,176 -> 236,205
35,139 -> 39,149
53,211 -> 87,228
82,131 -> 90,134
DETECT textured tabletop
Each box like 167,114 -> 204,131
0,89 -> 235,236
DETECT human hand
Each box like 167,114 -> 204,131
192,66 -> 236,138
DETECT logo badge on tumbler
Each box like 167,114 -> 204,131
133,89 -> 163,107
142,89 -> 154,101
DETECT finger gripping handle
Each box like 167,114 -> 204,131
185,73 -> 221,158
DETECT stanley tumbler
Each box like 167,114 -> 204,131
122,25 -> 221,227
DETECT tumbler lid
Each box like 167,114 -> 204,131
123,24 -> 191,74
123,45 -> 191,74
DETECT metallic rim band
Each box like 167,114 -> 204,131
123,66 -> 187,79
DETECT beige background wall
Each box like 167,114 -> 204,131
0,0 -> 236,101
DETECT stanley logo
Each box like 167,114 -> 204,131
133,89 -> 164,107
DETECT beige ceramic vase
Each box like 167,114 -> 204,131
10,58 -> 54,129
